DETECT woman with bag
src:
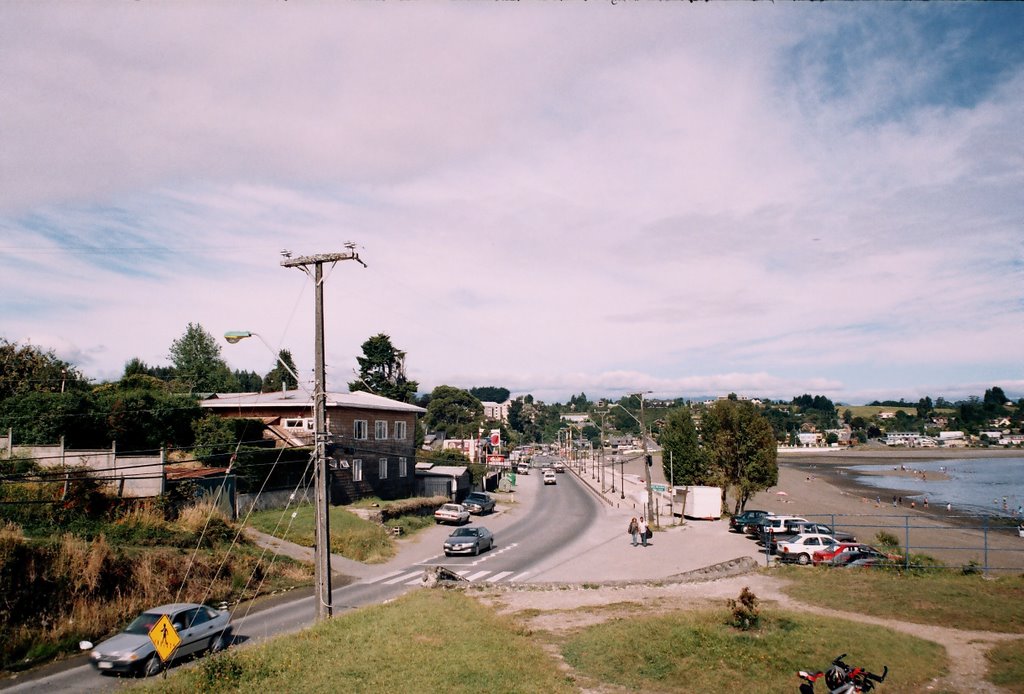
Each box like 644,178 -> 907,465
628,517 -> 639,546
638,516 -> 649,547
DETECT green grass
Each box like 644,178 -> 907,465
986,640 -> 1024,692
245,503 -> 397,563
561,608 -> 944,693
151,590 -> 576,694
776,565 -> 1024,633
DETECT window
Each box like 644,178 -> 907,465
284,418 -> 312,430
379,458 -> 388,479
352,459 -> 363,482
393,421 -> 407,440
375,420 -> 388,440
399,457 -> 407,478
353,420 -> 368,440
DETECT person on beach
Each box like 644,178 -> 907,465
638,516 -> 649,547
924,497 -> 929,508
628,517 -> 639,546
947,502 -> 952,512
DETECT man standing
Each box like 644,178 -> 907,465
638,516 -> 649,547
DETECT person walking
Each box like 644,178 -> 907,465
628,517 -> 639,546
638,516 -> 649,547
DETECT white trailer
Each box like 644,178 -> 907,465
676,485 -> 722,520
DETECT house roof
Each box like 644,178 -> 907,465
200,390 -> 425,414
415,463 -> 469,477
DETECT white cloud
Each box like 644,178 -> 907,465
1,3 -> 1021,403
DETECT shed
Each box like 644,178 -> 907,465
415,463 -> 471,500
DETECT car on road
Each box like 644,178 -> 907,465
516,463 -> 530,474
443,526 -> 494,556
776,533 -> 837,565
462,491 -> 496,515
553,461 -> 565,473
85,602 -> 232,676
729,509 -> 769,533
434,503 -> 470,525
543,470 -> 557,485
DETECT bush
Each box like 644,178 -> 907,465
727,587 -> 760,630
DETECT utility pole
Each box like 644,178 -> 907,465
636,393 -> 655,527
281,248 -> 366,621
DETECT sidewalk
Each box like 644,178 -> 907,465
245,464 -> 762,586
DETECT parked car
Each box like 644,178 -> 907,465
729,509 -> 769,533
776,533 -> 837,565
434,503 -> 470,525
85,602 -> 232,676
812,542 -> 870,566
749,515 -> 808,540
781,520 -> 856,543
833,548 -> 893,568
462,491 -> 496,515
553,461 -> 565,473
443,526 -> 494,556
543,470 -> 557,485
768,522 -> 856,554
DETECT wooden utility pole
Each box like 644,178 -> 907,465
281,249 -> 366,621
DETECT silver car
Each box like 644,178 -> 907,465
85,602 -> 232,676
443,526 -> 494,556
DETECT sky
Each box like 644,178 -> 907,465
1,2 -> 1022,406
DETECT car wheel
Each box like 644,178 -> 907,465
444,551 -> 451,557
209,631 -> 231,654
797,553 -> 811,565
473,544 -> 479,556
142,654 -> 163,677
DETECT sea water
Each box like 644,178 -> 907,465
846,456 -> 1024,518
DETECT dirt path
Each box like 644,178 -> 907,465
476,573 -> 1023,693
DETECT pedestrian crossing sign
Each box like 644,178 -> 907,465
148,614 -> 181,663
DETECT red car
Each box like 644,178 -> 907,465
812,542 -> 870,566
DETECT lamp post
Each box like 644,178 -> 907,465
613,393 -> 655,525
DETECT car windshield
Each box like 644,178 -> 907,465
441,505 -> 460,511
124,612 -> 161,635
450,528 -> 479,537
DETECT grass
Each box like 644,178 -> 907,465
986,640 -> 1024,692
560,608 -> 945,693
776,565 -> 1024,633
246,501 -> 439,563
150,590 -> 576,694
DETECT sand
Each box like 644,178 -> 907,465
744,448 -> 1024,572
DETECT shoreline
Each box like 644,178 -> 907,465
747,448 -> 1024,570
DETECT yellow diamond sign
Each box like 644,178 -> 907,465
148,614 -> 181,663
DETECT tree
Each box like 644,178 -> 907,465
983,386 -> 1007,413
916,396 -> 933,419
469,386 -> 510,403
168,323 -> 236,393
701,399 -> 778,514
423,385 -> 484,439
0,338 -> 87,400
348,334 -> 418,403
659,407 -> 711,486
262,349 -> 298,392
233,369 -> 263,392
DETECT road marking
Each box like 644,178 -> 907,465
382,571 -> 421,585
363,570 -> 406,585
485,571 -> 513,583
509,571 -> 531,583
465,570 -> 491,581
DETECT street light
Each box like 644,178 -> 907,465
613,393 -> 655,525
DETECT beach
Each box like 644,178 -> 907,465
745,447 -> 1024,571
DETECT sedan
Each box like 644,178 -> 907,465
776,534 -> 837,565
462,492 -> 496,515
543,470 -> 557,485
434,503 -> 470,525
443,526 -> 494,556
812,542 -> 871,566
85,602 -> 232,676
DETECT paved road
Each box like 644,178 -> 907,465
0,465 -> 614,693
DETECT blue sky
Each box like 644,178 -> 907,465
1,3 -> 1021,405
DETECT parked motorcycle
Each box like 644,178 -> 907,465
798,654 -> 888,693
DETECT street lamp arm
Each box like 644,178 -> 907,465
223,331 -> 308,397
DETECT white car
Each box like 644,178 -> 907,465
433,503 -> 470,525
776,533 -> 837,565
543,470 -> 557,485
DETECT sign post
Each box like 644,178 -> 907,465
148,614 -> 181,673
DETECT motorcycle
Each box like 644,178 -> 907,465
798,654 -> 888,693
